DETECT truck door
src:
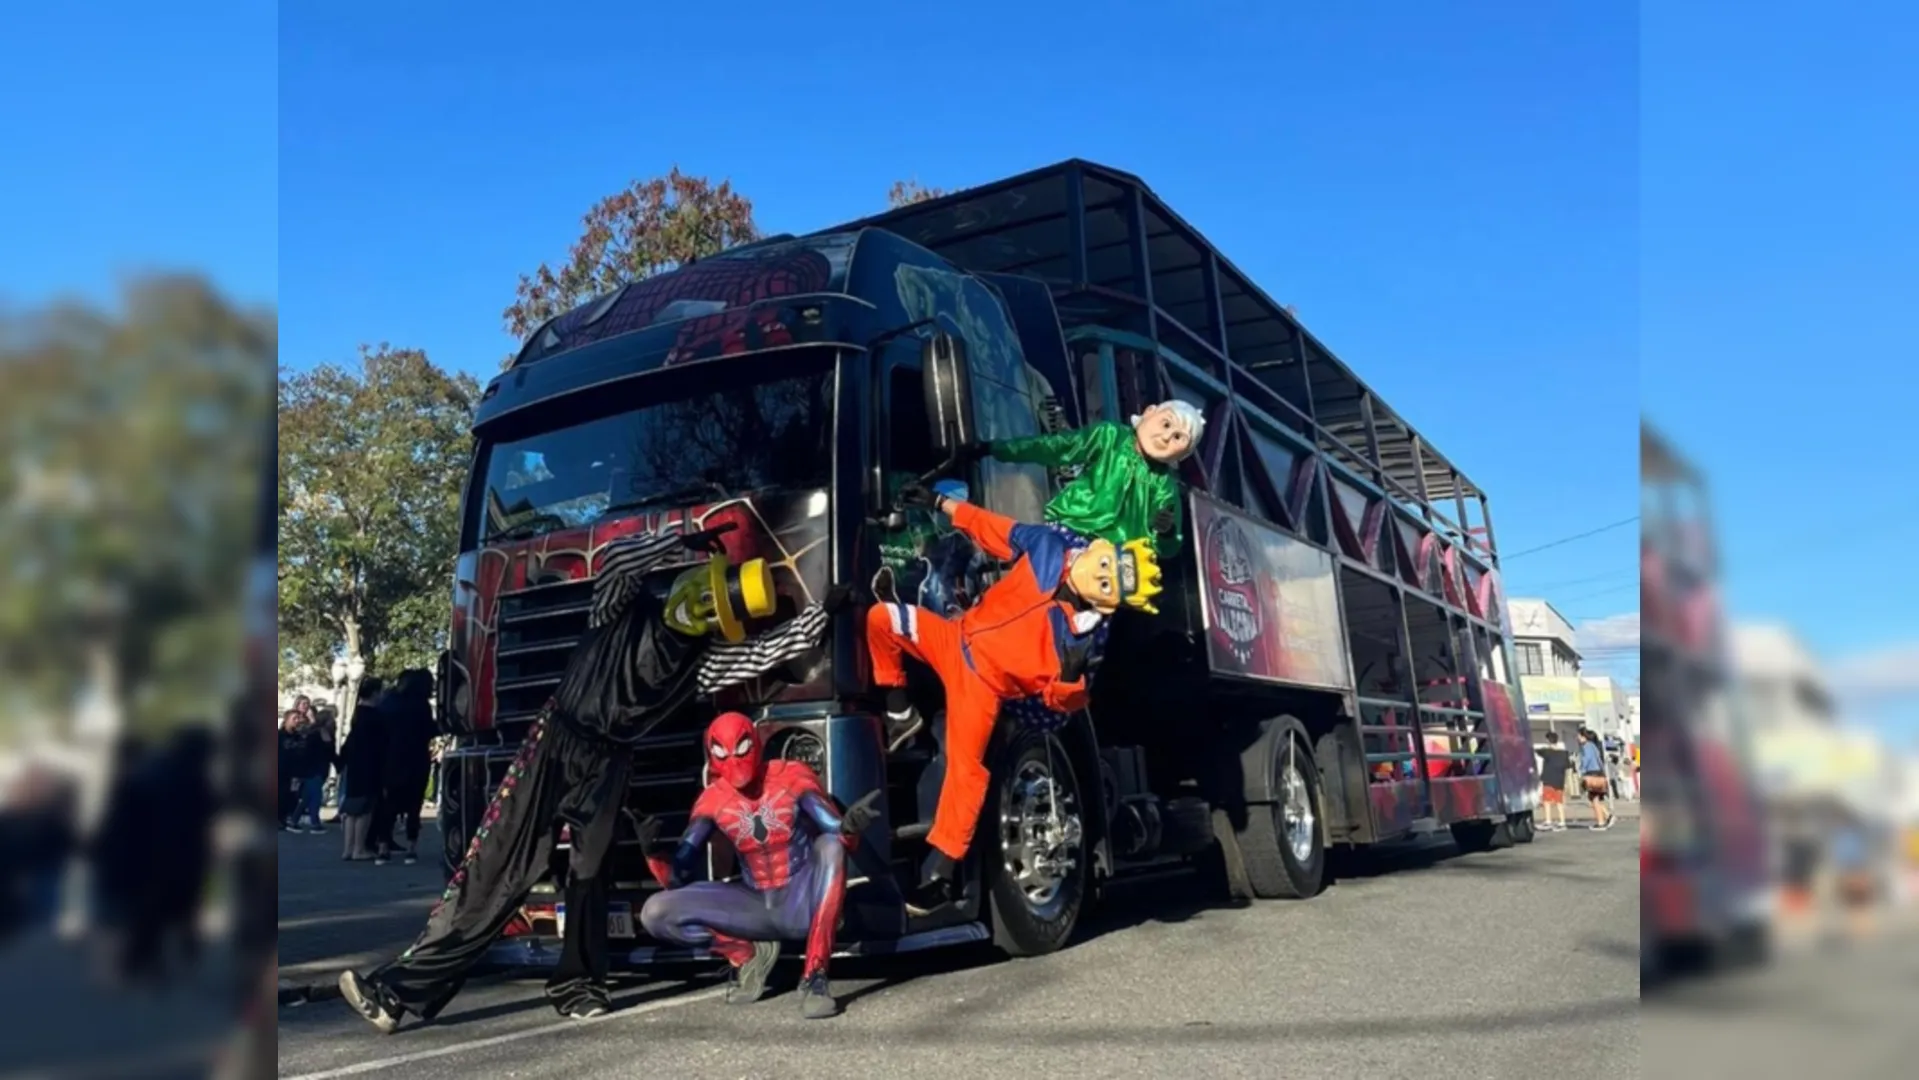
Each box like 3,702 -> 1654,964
871,346 -> 987,616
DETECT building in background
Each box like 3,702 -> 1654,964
1509,598 -> 1581,677
1508,596 -> 1634,745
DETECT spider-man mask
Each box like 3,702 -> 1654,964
705,711 -> 765,791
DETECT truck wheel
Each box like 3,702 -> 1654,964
1237,718 -> 1326,900
986,727 -> 1089,957
1510,813 -> 1535,844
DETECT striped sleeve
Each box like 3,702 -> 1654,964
696,602 -> 829,694
589,534 -> 686,629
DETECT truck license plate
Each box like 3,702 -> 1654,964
554,901 -> 636,939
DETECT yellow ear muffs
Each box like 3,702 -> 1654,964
708,555 -> 777,643
1118,538 -> 1165,615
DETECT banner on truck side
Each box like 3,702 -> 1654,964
1191,492 -> 1352,692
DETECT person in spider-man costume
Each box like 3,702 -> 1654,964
638,712 -> 879,1019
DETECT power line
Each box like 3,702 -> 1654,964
1502,516 -> 1640,561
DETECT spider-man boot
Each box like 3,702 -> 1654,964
714,936 -> 780,1005
798,967 -> 840,1019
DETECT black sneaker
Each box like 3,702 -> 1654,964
798,972 -> 840,1019
562,992 -> 611,1019
905,852 -> 958,916
884,707 -> 925,753
338,971 -> 402,1034
725,940 -> 780,1005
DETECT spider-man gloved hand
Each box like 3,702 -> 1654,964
838,790 -> 882,837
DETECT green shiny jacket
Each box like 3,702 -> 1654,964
990,421 -> 1184,556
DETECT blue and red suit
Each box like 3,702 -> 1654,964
639,712 -> 868,1016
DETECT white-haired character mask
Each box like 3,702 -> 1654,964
1130,400 -> 1206,466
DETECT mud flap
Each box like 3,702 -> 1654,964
1213,807 -> 1255,902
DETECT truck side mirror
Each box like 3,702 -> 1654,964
921,332 -> 976,454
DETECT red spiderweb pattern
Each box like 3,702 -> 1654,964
662,248 -> 835,365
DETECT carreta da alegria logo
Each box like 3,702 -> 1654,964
1204,513 -> 1264,667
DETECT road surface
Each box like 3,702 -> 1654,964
279,818 -> 1640,1080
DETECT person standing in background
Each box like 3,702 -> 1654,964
296,714 -> 335,832
337,677 -> 388,860
278,711 -> 306,829
1577,728 -> 1613,830
1536,731 -> 1571,832
375,670 -> 437,865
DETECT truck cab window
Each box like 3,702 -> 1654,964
885,364 -> 941,479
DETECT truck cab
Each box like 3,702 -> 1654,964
438,160 -> 1541,971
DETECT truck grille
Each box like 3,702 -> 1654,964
494,578 -> 593,737
487,572 -> 709,877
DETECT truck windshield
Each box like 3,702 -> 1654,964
469,367 -> 832,546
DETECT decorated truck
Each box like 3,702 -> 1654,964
435,159 -> 1540,967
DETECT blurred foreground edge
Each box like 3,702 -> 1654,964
1640,423 -> 1775,987
211,416 -> 278,1080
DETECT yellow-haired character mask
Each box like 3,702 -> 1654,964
662,554 -> 777,642
1067,538 -> 1164,616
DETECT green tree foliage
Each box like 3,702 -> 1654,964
277,346 -> 480,683
501,167 -> 759,350
887,179 -> 947,208
0,276 -> 274,738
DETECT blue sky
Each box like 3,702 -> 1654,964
10,3 -> 1914,726
0,5 -> 276,307
1639,1 -> 1919,739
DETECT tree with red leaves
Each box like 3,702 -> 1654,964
503,168 -> 759,344
886,179 -> 947,208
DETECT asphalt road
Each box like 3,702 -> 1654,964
1644,917 -> 1919,1080
279,817 -> 1638,1080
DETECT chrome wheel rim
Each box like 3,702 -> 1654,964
999,752 -> 1083,914
1281,758 -> 1316,863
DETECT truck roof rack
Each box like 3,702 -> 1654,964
814,159 -> 1489,522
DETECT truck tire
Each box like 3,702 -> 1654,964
1236,718 -> 1326,900
1510,812 -> 1535,844
986,726 -> 1090,957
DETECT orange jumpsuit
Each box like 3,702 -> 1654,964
865,501 -> 1101,862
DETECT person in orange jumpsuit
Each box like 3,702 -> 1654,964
866,477 -> 1162,912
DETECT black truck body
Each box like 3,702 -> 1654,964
436,159 -> 1540,968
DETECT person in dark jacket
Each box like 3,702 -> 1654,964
337,677 -> 387,860
151,727 -> 218,974
374,670 -> 436,865
295,715 -> 336,832
278,711 -> 306,828
93,735 -> 162,986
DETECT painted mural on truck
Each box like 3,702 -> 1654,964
522,235 -> 855,366
443,491 -> 832,737
1190,493 -> 1352,691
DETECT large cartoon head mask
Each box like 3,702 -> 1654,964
1131,400 -> 1206,465
705,711 -> 764,791
663,554 -> 777,642
1066,538 -> 1164,616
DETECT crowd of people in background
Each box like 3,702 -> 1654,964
280,669 -> 439,867
0,725 -> 221,989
